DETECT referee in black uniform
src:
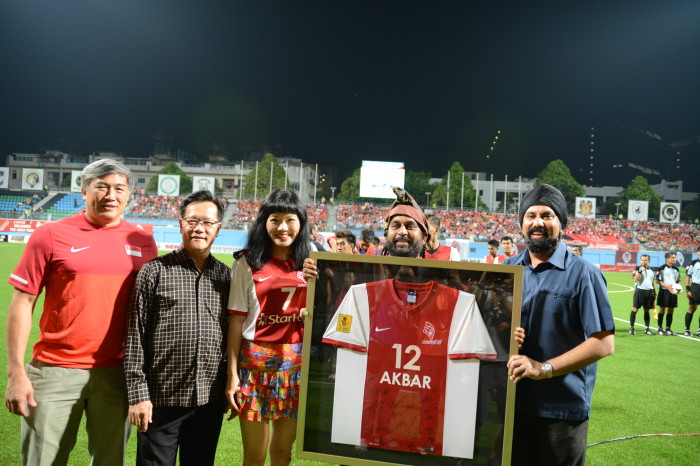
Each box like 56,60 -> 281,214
629,254 -> 656,335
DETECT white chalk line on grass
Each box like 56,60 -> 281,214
607,282 -> 634,293
613,317 -> 700,342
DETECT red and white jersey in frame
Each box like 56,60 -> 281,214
322,279 -> 496,459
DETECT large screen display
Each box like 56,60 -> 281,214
359,161 -> 405,199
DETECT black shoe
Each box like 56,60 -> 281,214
665,328 -> 675,336
644,328 -> 655,336
685,330 -> 692,337
697,329 -> 700,337
657,328 -> 665,336
629,327 -> 636,335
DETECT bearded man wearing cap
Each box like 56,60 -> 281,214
505,184 -> 615,466
381,187 -> 429,258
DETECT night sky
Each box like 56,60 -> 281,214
2,1 -> 699,190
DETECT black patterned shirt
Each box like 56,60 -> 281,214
125,247 -> 231,406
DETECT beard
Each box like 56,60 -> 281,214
386,235 -> 424,258
525,227 -> 560,254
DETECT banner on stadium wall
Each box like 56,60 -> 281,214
627,200 -> 648,221
0,167 -> 8,189
71,170 -> 82,192
575,197 -> 596,219
659,202 -> 680,224
158,242 -> 242,254
615,250 -> 638,267
21,168 -> 44,190
192,176 -> 215,195
158,174 -> 180,196
0,219 -> 46,233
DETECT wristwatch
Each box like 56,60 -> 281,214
541,361 -> 554,379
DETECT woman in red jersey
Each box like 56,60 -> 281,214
226,189 -> 311,465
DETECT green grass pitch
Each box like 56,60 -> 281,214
1,242 -> 698,464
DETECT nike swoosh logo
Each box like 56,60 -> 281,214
375,327 -> 390,332
258,276 -> 273,282
70,246 -> 90,253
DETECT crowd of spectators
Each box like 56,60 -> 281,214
334,203 -> 700,252
226,199 -> 327,230
127,193 -> 185,219
567,217 -> 700,251
127,193 -> 229,220
4,191 -> 696,251
335,202 -> 389,231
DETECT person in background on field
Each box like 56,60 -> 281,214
225,189 -> 310,466
484,239 -> 501,264
357,229 -> 378,255
505,184 -> 615,465
425,213 -> 461,261
333,230 -> 357,254
4,159 -> 157,465
309,222 -> 325,252
683,246 -> 700,337
498,236 -> 516,262
629,254 -> 656,336
125,190 -> 230,465
570,245 -> 583,256
655,252 -> 681,336
370,235 -> 382,255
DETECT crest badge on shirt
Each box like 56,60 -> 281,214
336,314 -> 353,333
125,245 -> 143,257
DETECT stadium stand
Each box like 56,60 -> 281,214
332,203 -> 700,252
1,192 -> 697,251
225,199 -> 328,230
42,193 -> 85,220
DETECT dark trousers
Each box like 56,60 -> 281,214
511,412 -> 588,466
136,400 -> 225,466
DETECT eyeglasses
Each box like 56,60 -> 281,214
180,218 -> 221,229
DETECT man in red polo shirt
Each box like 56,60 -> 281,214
5,159 -> 157,465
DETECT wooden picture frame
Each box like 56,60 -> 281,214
296,252 -> 523,466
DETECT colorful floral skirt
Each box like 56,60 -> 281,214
237,339 -> 303,421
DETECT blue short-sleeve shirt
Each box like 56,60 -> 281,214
504,241 -> 615,420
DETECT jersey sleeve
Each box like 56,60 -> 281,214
448,291 -> 497,360
322,283 -> 370,352
227,256 -> 254,317
8,223 -> 53,295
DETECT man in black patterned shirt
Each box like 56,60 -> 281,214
125,190 -> 231,465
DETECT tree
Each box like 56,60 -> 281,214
337,169 -> 361,202
146,162 -> 192,194
431,162 -> 486,210
60,173 -> 72,188
404,171 -> 433,206
617,175 -> 662,218
242,153 -> 290,198
535,160 -> 585,212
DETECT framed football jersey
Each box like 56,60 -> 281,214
297,252 -> 523,466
